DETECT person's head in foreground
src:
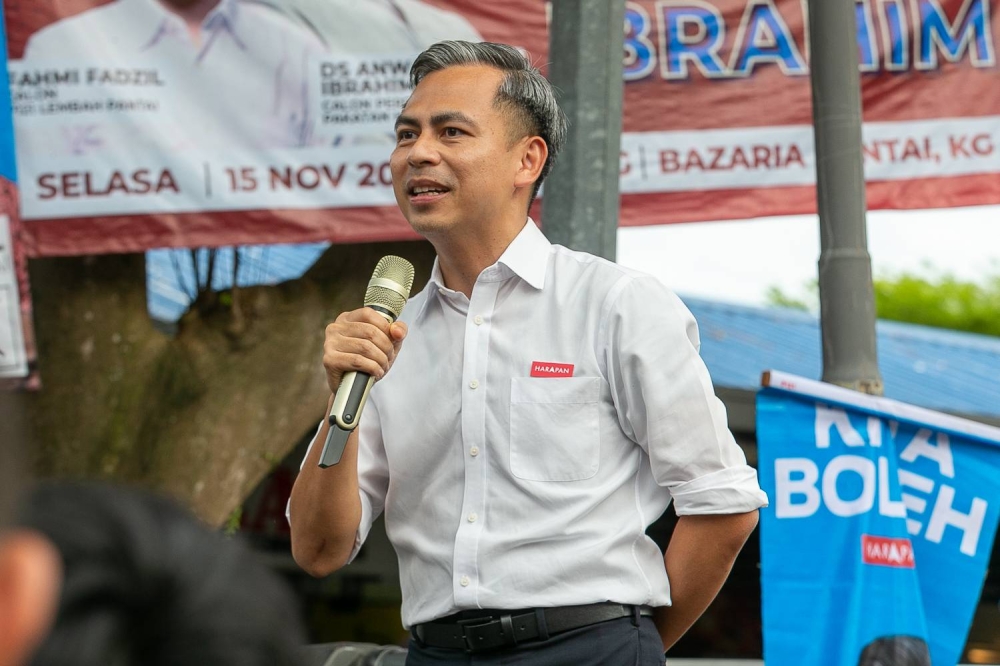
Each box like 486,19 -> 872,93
18,482 -> 306,666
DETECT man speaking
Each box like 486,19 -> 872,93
289,41 -> 768,665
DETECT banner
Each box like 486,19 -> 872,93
4,0 -> 1000,256
758,371 -> 1000,666
0,212 -> 29,381
0,3 -> 37,390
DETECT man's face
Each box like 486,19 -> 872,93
391,65 -> 526,237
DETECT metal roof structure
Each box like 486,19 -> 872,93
686,297 -> 1000,422
146,244 -> 329,322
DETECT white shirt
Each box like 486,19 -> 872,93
300,220 -> 768,627
20,0 -> 324,154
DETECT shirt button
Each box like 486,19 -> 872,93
473,315 -> 484,325
470,446 -> 480,457
469,379 -> 479,389
460,575 -> 471,587
468,513 -> 478,523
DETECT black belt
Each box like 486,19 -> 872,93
411,602 -> 654,653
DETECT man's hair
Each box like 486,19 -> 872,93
857,635 -> 931,666
20,482 -> 306,666
409,40 -> 568,206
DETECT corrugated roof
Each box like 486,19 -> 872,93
146,247 -> 1000,420
685,297 -> 1000,420
146,244 -> 330,321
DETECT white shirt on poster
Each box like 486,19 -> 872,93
294,219 -> 768,628
19,0 -> 326,155
263,0 -> 482,52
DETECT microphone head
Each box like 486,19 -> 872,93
365,255 -> 415,320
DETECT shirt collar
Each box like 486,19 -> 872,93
204,0 -> 239,32
496,218 -> 550,290
425,218 -> 551,294
134,0 -> 241,50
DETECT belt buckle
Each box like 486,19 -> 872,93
456,616 -> 498,653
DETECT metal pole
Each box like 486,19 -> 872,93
809,0 -> 884,395
541,0 -> 626,261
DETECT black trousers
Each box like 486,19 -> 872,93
405,616 -> 665,666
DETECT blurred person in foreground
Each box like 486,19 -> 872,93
17,482 -> 306,666
0,395 -> 61,666
290,41 -> 767,664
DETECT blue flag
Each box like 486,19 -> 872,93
758,372 -> 1000,666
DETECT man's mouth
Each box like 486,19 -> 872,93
407,181 -> 451,204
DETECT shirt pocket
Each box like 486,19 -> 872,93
509,376 -> 601,482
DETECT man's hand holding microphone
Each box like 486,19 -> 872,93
322,309 -> 408,403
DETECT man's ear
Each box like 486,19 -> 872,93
0,531 -> 61,666
513,136 -> 548,191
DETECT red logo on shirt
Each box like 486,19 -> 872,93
861,535 -> 915,568
530,361 -> 575,378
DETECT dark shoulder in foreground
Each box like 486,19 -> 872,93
19,481 -> 306,666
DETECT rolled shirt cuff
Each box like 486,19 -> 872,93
669,466 -> 769,516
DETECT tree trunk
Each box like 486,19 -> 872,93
9,240 -> 436,527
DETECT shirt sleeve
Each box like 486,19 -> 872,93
285,397 -> 389,562
256,5 -> 327,147
603,275 -> 768,515
397,0 -> 483,44
348,397 -> 389,562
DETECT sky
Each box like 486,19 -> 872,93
616,204 -> 1000,308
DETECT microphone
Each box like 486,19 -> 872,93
318,255 -> 415,468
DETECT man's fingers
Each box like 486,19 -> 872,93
325,336 -> 390,375
325,349 -> 386,380
324,309 -> 406,388
338,307 -> 393,332
332,322 -> 395,358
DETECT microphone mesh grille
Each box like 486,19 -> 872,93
365,255 -> 415,318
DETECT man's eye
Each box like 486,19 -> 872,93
397,130 -> 416,142
444,127 -> 463,137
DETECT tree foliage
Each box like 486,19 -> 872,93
872,272 -> 1000,337
766,271 -> 1000,337
764,285 -> 812,311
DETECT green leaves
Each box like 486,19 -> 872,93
873,272 -> 1000,337
766,270 -> 1000,337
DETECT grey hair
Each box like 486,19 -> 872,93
410,41 -> 567,205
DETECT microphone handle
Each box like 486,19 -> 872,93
329,370 -> 376,430
318,370 -> 375,468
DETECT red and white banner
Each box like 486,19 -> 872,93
4,0 -> 1000,256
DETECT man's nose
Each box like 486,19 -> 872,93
407,132 -> 441,166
